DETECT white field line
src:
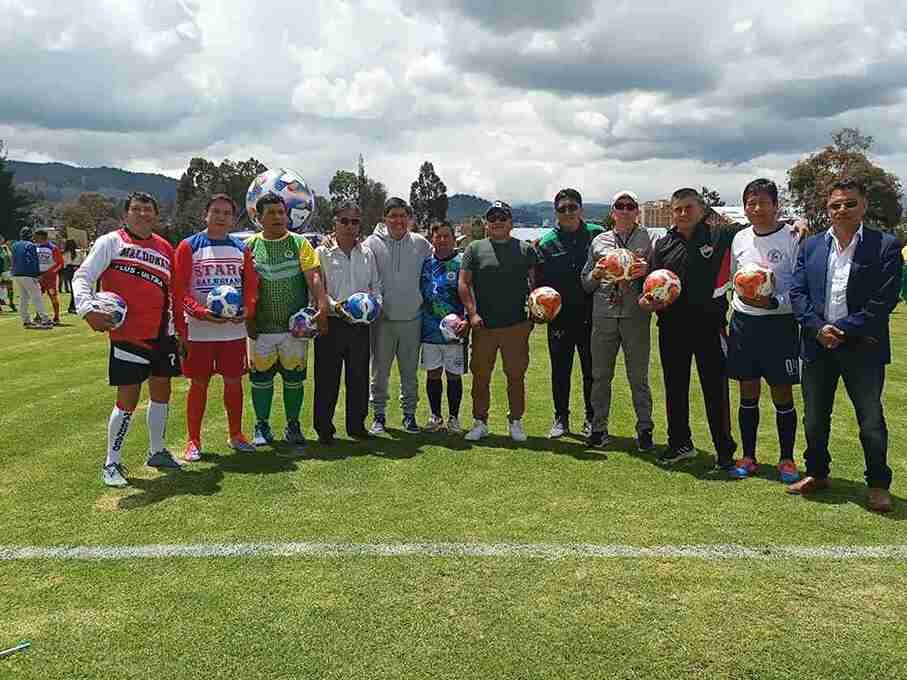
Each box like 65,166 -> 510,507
2,542 -> 907,561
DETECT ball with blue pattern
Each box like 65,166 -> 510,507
342,292 -> 381,324
206,285 -> 242,319
246,168 -> 316,233
91,291 -> 128,330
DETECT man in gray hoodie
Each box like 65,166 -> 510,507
364,197 -> 433,434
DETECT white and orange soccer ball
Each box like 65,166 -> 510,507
734,263 -> 775,299
596,247 -> 635,281
528,286 -> 562,322
643,269 -> 682,306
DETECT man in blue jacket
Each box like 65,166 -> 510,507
788,179 -> 902,512
11,227 -> 52,329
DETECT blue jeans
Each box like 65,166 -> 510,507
801,346 -> 891,489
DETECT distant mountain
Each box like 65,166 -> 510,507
447,194 -> 610,226
9,160 -> 179,204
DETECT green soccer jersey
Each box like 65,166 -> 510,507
246,232 -> 320,334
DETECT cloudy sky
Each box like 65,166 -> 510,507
2,0 -> 907,204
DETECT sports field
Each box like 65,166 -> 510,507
2,296 -> 906,679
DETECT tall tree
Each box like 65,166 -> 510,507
174,156 -> 267,239
410,161 -> 448,231
701,186 -> 725,207
313,195 -> 334,233
0,141 -> 35,240
328,157 -> 387,236
788,127 -> 903,232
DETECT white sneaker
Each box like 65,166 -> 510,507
447,416 -> 462,435
102,463 -> 129,488
424,415 -> 444,432
509,419 -> 527,442
464,420 -> 489,441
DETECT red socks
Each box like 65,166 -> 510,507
224,381 -> 244,439
187,381 -> 208,444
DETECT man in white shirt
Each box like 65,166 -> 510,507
789,179 -> 903,512
314,201 -> 383,444
726,179 -> 802,483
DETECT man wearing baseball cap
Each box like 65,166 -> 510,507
534,188 -> 602,438
459,201 -> 538,442
582,190 -> 654,450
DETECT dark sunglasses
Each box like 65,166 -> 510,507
487,214 -> 510,223
613,202 -> 638,211
828,199 -> 859,212
336,217 -> 361,226
555,204 -> 580,214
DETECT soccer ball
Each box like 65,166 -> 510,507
643,269 -> 682,306
528,286 -> 562,322
91,292 -> 128,330
734,263 -> 775,299
246,168 -> 316,233
439,313 -> 465,342
342,292 -> 381,324
596,248 -> 635,281
206,285 -> 242,319
289,307 -> 320,339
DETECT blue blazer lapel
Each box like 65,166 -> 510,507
815,233 -> 831,309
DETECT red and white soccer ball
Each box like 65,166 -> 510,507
643,269 -> 682,306
528,286 -> 562,322
596,248 -> 635,281
734,263 -> 775,299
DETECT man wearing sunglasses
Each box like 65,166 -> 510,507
314,201 -> 383,444
534,189 -> 602,439
581,190 -> 654,451
788,179 -> 902,512
459,201 -> 538,442
364,197 -> 432,435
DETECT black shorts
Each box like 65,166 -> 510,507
109,336 -> 182,386
726,312 -> 800,385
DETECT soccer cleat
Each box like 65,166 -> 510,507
446,416 -> 462,435
730,456 -> 759,479
464,420 -> 489,441
636,430 -> 655,452
657,444 -> 696,465
777,459 -> 800,484
423,415 -> 444,432
581,419 -> 593,438
547,418 -> 567,439
230,435 -> 256,454
586,430 -> 612,448
402,414 -> 420,434
509,419 -> 528,442
101,463 -> 129,488
183,440 -> 202,462
284,421 -> 307,446
146,449 -> 183,470
369,415 -> 386,435
252,421 -> 274,446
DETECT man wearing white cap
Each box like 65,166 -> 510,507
581,190 -> 654,450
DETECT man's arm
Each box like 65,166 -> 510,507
581,242 -> 600,293
241,247 -> 259,320
834,238 -> 904,337
458,269 -> 481,327
72,236 -> 117,331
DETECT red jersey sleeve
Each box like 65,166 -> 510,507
51,247 -> 64,275
242,247 -> 259,318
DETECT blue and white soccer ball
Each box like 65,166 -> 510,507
246,168 -> 316,233
92,291 -> 128,330
439,313 -> 464,342
289,307 -> 320,339
207,285 -> 242,319
342,292 -> 381,324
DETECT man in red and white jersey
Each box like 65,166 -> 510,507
173,193 -> 259,461
34,229 -> 64,325
73,192 -> 183,488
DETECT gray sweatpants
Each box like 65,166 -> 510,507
370,318 -> 421,417
591,316 -> 654,434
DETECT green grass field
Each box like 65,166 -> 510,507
2,295 -> 907,679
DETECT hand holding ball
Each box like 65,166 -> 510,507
641,269 -> 682,309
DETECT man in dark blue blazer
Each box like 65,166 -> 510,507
788,179 -> 902,512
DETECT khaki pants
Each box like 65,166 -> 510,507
469,321 -> 532,421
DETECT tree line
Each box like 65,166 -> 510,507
1,128 -> 904,243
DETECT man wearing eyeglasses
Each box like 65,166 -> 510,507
581,190 -> 654,451
459,201 -> 538,442
364,197 -> 432,435
534,189 -> 602,439
314,201 -> 383,444
788,179 -> 902,512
